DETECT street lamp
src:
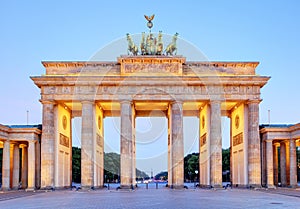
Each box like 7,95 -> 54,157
194,170 -> 199,188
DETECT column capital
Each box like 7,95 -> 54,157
120,99 -> 132,105
40,100 -> 56,105
283,139 -> 290,143
209,100 -> 222,104
28,140 -> 37,144
10,141 -> 20,146
81,100 -> 95,105
246,99 -> 262,105
170,100 -> 183,105
3,139 -> 10,144
265,139 -> 273,143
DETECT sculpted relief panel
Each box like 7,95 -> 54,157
122,63 -> 181,74
41,84 -> 261,101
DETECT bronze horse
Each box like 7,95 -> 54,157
165,33 -> 178,56
126,33 -> 139,55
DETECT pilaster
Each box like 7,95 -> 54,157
167,103 -> 173,187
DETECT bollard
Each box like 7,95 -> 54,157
146,183 -> 148,189
156,182 -> 158,189
108,183 -> 110,190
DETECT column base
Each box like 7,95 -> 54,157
0,187 -> 11,192
40,186 -> 55,191
118,184 -> 134,190
211,184 -> 223,189
266,184 -> 276,189
81,186 -> 95,191
25,187 -> 36,192
169,184 -> 186,189
288,185 -> 297,189
248,184 -> 262,189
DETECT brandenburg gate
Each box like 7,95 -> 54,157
31,52 -> 269,189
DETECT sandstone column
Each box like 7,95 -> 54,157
132,106 -> 136,186
41,101 -> 55,189
12,144 -> 20,189
2,140 -> 11,190
289,138 -> 297,188
210,101 -> 222,188
167,103 -> 173,187
21,145 -> 28,189
171,101 -> 184,189
280,142 -> 287,186
120,100 -> 133,189
81,101 -> 95,189
247,100 -> 261,187
285,140 -> 290,185
35,138 -> 41,189
265,140 -> 274,188
27,141 -> 36,190
273,143 -> 279,186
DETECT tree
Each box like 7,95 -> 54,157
184,153 -> 199,182
222,148 -> 230,171
72,147 -> 81,183
155,171 -> 168,181
72,149 -> 149,183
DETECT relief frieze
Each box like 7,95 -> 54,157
59,133 -> 69,148
97,134 -> 103,147
233,132 -> 243,146
200,133 -> 207,147
122,63 -> 181,74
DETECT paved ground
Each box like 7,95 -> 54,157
0,188 -> 299,209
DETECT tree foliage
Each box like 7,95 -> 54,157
184,153 -> 199,181
72,147 -> 81,183
72,148 -> 149,183
222,148 -> 230,171
155,171 -> 168,181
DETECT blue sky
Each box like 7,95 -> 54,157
1,0 -> 300,175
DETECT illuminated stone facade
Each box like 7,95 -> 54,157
260,124 -> 300,188
0,124 -> 41,190
30,55 -> 270,189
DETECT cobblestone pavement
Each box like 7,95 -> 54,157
257,187 -> 300,198
0,190 -> 41,202
0,188 -> 299,209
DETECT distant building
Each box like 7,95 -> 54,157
0,124 -> 41,190
260,123 -> 300,188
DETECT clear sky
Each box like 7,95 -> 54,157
1,0 -> 300,176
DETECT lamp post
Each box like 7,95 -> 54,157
194,170 -> 199,188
